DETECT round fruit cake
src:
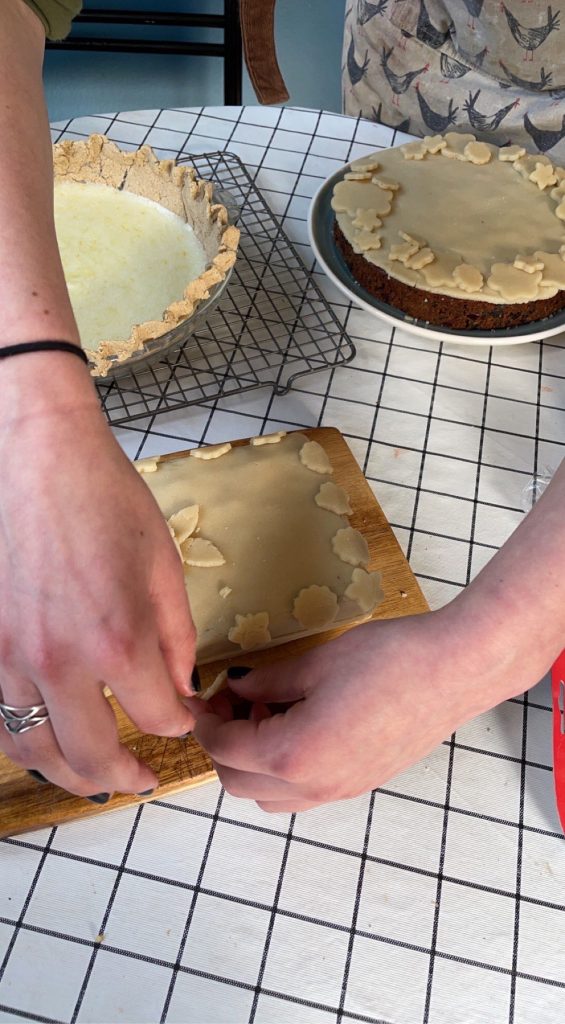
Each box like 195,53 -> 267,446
331,132 -> 565,331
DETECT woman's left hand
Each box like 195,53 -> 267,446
193,604 -> 514,813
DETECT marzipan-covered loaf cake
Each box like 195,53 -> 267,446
332,132 -> 565,330
136,432 -> 384,663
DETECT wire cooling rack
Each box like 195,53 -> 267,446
96,151 -> 356,426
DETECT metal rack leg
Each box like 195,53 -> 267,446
224,0 -> 243,105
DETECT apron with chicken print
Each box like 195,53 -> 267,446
343,0 -> 565,162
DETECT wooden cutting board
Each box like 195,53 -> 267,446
0,427 -> 428,839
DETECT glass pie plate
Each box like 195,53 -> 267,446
88,185 -> 239,380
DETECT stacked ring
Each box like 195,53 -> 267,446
0,701 -> 49,736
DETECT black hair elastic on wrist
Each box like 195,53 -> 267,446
0,340 -> 89,365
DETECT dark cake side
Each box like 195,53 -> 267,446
334,222 -> 565,331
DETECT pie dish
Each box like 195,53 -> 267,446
53,134 -> 240,377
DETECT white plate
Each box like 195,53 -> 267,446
308,164 -> 565,347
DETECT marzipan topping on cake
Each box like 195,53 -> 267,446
137,432 -> 384,663
332,132 -> 565,307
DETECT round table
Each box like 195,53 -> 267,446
2,105 -> 564,1024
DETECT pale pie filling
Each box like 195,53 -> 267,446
54,181 -> 206,351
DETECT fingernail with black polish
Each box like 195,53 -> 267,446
137,788 -> 155,797
191,665 -> 201,693
227,666 -> 252,680
87,793 -> 110,804
27,770 -> 49,784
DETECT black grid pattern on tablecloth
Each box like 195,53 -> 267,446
1,106 -> 564,1024
1,770 -> 564,1024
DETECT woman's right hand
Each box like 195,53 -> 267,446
0,354 -> 197,800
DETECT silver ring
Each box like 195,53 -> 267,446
0,701 -> 49,736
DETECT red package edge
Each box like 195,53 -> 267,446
552,649 -> 565,834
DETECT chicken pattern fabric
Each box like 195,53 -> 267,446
343,0 -> 565,161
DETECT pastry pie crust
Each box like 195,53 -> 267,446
53,134 -> 240,376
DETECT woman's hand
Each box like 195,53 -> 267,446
0,358 -> 196,799
193,602 -> 531,814
195,445 -> 565,816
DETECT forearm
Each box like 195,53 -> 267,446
2,0 -> 78,347
2,1 -> 98,425
447,456 -> 565,706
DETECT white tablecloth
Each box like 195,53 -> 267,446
1,106 -> 564,1024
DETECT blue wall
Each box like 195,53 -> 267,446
44,0 -> 344,122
